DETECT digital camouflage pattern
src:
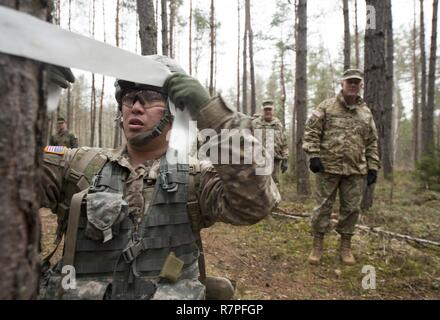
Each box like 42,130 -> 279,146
252,116 -> 289,160
302,92 -> 380,175
49,130 -> 78,148
41,95 -> 281,299
252,116 -> 288,184
311,172 -> 364,236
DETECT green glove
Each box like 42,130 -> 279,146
281,159 -> 288,173
163,73 -> 210,117
46,64 -> 75,89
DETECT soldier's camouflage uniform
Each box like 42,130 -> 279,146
40,96 -> 281,300
49,130 -> 78,148
302,92 -> 380,236
252,115 -> 288,184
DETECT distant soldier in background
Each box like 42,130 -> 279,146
49,116 -> 78,148
303,69 -> 380,266
252,99 -> 289,185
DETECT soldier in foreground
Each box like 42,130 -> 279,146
302,69 -> 380,266
40,58 -> 280,299
49,116 -> 78,148
251,100 -> 289,185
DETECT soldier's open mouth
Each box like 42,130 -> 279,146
128,118 -> 145,130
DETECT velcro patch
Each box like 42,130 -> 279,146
44,145 -> 67,155
312,110 -> 323,118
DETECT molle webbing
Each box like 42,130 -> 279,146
73,157 -> 199,278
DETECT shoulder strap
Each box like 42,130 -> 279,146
63,188 -> 89,267
187,161 -> 206,284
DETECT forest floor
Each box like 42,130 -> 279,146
40,171 -> 440,300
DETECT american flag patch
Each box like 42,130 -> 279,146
44,146 -> 66,155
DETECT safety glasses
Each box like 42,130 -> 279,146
121,90 -> 166,109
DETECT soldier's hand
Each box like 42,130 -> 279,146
367,169 -> 377,186
281,159 -> 288,173
46,64 -> 75,89
309,157 -> 324,173
163,73 -> 211,117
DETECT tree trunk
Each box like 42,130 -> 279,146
90,73 -> 96,147
237,0 -> 241,111
420,0 -> 428,155
99,75 -> 105,147
382,0 -> 394,179
161,0 -> 169,56
209,0 -> 215,96
247,0 -> 257,115
280,48 -> 286,129
66,0 -> 72,131
90,0 -> 96,147
114,0 -> 121,148
354,0 -> 360,69
412,0 -> 421,163
295,0 -> 310,196
137,0 -> 158,55
169,0 -> 176,58
424,0 -> 438,156
189,0 -> 193,75
362,0 -> 386,210
0,1 -> 50,299
343,0 -> 350,70
242,4 -> 248,115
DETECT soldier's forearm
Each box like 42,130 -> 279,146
196,96 -> 281,226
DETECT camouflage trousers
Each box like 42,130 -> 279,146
272,159 -> 281,185
311,173 -> 364,236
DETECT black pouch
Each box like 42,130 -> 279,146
85,192 -> 128,243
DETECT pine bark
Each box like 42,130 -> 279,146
0,1 -> 49,299
424,0 -> 438,155
161,0 -> 169,56
295,0 -> 310,196
137,0 -> 158,55
343,0 -> 351,70
362,0 -> 386,210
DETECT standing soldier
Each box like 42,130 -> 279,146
40,57 -> 280,300
302,69 -> 380,265
252,99 -> 289,185
49,116 -> 78,148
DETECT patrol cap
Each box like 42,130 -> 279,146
262,99 -> 275,110
341,69 -> 363,81
57,117 -> 66,123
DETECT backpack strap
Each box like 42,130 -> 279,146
187,160 -> 206,284
63,187 -> 89,267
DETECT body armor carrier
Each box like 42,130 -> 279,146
43,151 -> 201,300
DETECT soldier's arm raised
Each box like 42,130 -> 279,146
164,73 -> 280,227
195,96 -> 281,226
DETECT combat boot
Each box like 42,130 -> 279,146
340,235 -> 356,265
308,234 -> 324,265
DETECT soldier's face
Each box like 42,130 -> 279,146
263,108 -> 274,121
341,79 -> 362,98
122,98 -> 167,141
57,122 -> 66,131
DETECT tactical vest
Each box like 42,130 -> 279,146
47,148 -> 203,299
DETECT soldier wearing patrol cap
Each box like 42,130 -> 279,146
302,68 -> 380,266
251,99 -> 289,185
40,57 -> 280,300
49,116 -> 78,148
